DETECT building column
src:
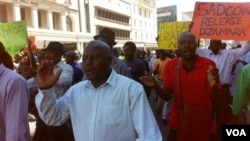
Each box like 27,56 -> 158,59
61,12 -> 67,31
13,3 -> 21,21
31,7 -> 38,29
47,10 -> 53,30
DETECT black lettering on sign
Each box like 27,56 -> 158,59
197,3 -> 250,16
200,27 -> 246,36
201,16 -> 242,27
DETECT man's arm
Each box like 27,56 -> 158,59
140,74 -> 173,101
35,88 -> 71,126
6,78 -> 30,141
35,60 -> 70,125
231,41 -> 250,58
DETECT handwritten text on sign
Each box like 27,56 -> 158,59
158,21 -> 190,50
0,21 -> 28,56
192,2 -> 250,40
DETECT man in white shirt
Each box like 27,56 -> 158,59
196,40 -> 250,141
35,40 -> 162,141
28,41 -> 74,141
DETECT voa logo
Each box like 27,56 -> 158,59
226,129 -> 246,136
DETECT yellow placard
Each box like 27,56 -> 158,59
158,21 -> 190,50
0,21 -> 28,55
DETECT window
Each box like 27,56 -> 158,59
0,5 -> 7,22
66,16 -> 72,32
20,7 -> 32,27
38,10 -> 48,29
52,12 -> 61,30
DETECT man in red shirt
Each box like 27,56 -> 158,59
140,32 -> 220,141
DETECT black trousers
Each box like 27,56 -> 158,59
33,114 -> 74,141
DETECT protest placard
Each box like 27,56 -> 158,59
0,21 -> 28,56
158,21 -> 190,50
192,2 -> 250,40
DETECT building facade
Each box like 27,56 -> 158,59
0,0 -> 157,54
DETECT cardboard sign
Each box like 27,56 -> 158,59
0,21 -> 28,56
192,2 -> 250,40
158,21 -> 190,50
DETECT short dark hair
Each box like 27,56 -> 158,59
123,41 -> 137,52
46,41 -> 64,54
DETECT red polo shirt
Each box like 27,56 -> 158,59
163,56 -> 216,131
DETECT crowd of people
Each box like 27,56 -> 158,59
1,26 -> 250,141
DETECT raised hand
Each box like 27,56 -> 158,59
36,60 -> 62,90
207,65 -> 219,87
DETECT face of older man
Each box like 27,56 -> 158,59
82,40 -> 112,87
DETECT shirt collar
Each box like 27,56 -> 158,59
85,69 -> 117,89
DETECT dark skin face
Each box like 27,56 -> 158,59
177,32 -> 197,61
177,32 -> 199,70
123,45 -> 135,61
65,55 -> 75,65
82,45 -> 112,88
45,50 -> 62,65
209,40 -> 222,54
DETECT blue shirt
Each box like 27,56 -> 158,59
0,64 -> 31,141
35,70 -> 162,141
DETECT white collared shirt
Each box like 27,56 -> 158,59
35,70 -> 162,141
196,41 -> 250,84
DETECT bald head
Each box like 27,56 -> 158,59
178,32 -> 196,42
85,40 -> 112,57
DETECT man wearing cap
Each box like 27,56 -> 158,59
27,41 -> 74,141
93,28 -> 132,78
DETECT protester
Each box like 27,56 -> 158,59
0,44 -> 31,141
232,64 -> 250,124
123,41 -> 150,98
35,40 -> 162,141
136,48 -> 152,98
28,41 -> 74,141
152,49 -> 172,124
93,28 -> 131,78
196,39 -> 250,141
140,32 -> 220,141
64,50 -> 83,85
